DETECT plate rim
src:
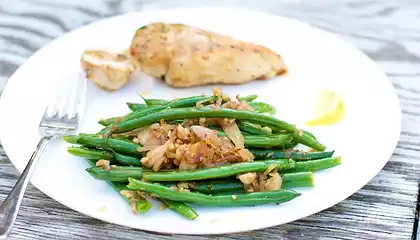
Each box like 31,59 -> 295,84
0,6 -> 402,235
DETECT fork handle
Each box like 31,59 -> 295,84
0,136 -> 51,239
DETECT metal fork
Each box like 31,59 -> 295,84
0,74 -> 86,239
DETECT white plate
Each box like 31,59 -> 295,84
0,7 -> 401,235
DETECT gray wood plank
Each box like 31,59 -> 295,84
0,0 -> 419,239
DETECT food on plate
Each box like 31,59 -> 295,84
63,89 -> 340,220
80,50 -> 134,91
79,23 -> 288,91
304,89 -> 346,126
129,23 -> 287,87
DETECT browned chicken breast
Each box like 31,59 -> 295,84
129,23 -> 287,88
81,50 -> 134,91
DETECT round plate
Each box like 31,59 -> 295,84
0,7 -> 401,235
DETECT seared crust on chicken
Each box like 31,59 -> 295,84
129,23 -> 287,88
81,50 -> 134,92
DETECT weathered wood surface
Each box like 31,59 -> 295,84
0,0 -> 419,239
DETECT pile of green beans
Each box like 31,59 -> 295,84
63,93 -> 341,220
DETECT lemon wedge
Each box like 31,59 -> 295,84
304,90 -> 346,126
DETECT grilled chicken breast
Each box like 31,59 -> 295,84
129,23 -> 287,88
81,50 -> 134,91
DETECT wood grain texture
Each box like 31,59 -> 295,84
0,0 -> 419,239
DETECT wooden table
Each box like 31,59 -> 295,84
0,0 -> 418,239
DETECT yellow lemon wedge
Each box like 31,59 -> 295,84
304,90 -> 346,126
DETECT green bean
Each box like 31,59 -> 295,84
131,197 -> 152,213
282,141 -> 298,149
68,146 -> 141,166
293,132 -> 326,151
114,107 -> 299,134
142,159 -> 295,182
248,102 -> 277,114
243,134 -> 294,148
238,94 -> 258,102
127,178 -> 301,206
238,122 -> 320,150
276,129 -> 317,150
75,134 -> 142,157
99,117 -> 120,126
62,135 -> 81,144
67,146 -> 114,160
87,162 -> 193,217
188,172 -> 314,193
287,156 -> 343,173
124,95 -> 212,121
99,96 -> 213,134
301,129 -> 317,140
109,181 -> 152,213
142,98 -> 169,107
114,152 -> 141,166
125,96 -> 212,121
111,106 -> 326,150
238,122 -> 272,136
86,166 -> 145,182
250,149 -> 335,161
239,123 -> 317,140
284,156 -> 341,173
217,131 -> 293,148
86,156 -> 340,182
282,172 -> 314,188
85,160 -> 151,214
186,180 -> 244,194
127,103 -> 148,111
157,198 -> 198,220
87,167 -> 314,192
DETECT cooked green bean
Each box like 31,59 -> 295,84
250,149 -> 335,161
127,178 -> 301,206
61,89 -> 345,219
143,98 -> 169,106
243,134 -> 294,148
85,160 -> 151,214
186,180 -> 244,194
188,172 -> 314,194
86,165 -> 145,182
71,134 -> 142,157
248,102 -> 277,114
293,132 -> 326,151
87,156 -> 340,182
282,141 -> 298,149
67,146 -> 113,160
114,152 -> 141,166
99,117 -> 119,126
113,107 -> 299,135
282,172 -> 314,188
142,159 -> 295,182
301,129 -> 317,140
217,131 -> 293,148
88,163 -> 194,217
109,181 -> 152,213
125,96 -> 213,122
238,122 -> 272,136
62,135 -> 81,144
157,198 -> 198,220
99,96 -> 214,134
293,156 -> 341,172
102,105 -> 326,151
126,103 -> 148,111
238,122 -> 320,150
68,146 -> 141,166
238,94 -> 258,102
